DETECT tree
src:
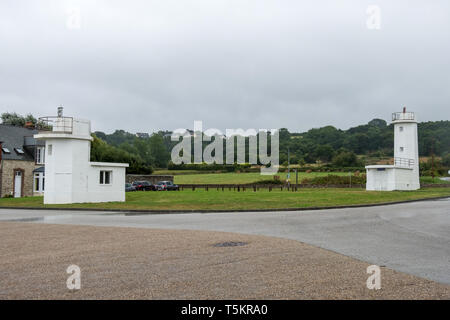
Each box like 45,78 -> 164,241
298,158 -> 306,167
368,118 -> 387,128
442,153 -> 450,167
148,134 -> 170,168
332,150 -> 360,167
90,135 -> 153,174
1,112 -> 26,126
314,144 -> 335,162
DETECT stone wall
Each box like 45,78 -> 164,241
126,175 -> 173,184
0,160 -> 41,197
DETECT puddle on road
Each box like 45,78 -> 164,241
2,212 -> 127,223
3,215 -> 75,223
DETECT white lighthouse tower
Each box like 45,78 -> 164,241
34,107 -> 129,204
365,108 -> 420,191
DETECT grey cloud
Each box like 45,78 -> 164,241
0,0 -> 449,134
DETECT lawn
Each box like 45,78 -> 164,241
171,172 -> 449,185
0,188 -> 449,211
420,176 -> 450,184
173,171 -> 350,184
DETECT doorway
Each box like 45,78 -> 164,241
14,170 -> 23,198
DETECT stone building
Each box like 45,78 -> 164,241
0,124 -> 45,198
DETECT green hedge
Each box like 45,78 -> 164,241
301,174 -> 366,185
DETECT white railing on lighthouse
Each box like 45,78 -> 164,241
394,157 -> 415,168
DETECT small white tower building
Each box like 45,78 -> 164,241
365,108 -> 420,191
34,108 -> 129,204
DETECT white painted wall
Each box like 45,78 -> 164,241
35,117 -> 128,204
86,163 -> 127,203
365,111 -> 420,191
366,166 -> 417,191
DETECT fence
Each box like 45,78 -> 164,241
177,183 -> 366,191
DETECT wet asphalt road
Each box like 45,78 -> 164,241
1,197 -> 449,284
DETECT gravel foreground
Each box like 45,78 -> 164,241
0,222 -> 449,300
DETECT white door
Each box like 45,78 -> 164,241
14,171 -> 22,198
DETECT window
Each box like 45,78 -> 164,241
399,126 -> 404,132
15,148 -> 24,154
34,173 -> 45,192
48,144 -> 52,156
99,171 -> 112,185
2,147 -> 10,153
400,147 -> 404,152
36,147 -> 45,164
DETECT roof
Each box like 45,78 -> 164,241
0,124 -> 43,161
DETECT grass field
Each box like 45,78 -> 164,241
419,176 -> 450,184
0,188 -> 449,211
173,171 -> 350,184
170,171 -> 449,185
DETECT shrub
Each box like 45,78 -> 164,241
332,150 -> 361,167
254,179 -> 284,185
301,174 -> 366,185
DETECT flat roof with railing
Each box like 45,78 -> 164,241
392,112 -> 415,121
37,116 -> 73,133
365,157 -> 415,169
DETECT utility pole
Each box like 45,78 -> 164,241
431,139 -> 436,182
287,147 -> 290,187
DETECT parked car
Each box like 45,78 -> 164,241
125,183 -> 136,192
132,181 -> 155,191
156,181 -> 179,191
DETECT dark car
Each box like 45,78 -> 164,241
156,181 -> 179,191
132,181 -> 155,191
125,183 -> 136,192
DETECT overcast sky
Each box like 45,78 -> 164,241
1,0 -> 449,134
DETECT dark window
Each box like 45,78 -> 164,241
100,171 -> 112,185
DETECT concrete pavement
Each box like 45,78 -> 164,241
0,197 -> 449,284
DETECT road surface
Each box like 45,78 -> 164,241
1,197 -> 449,284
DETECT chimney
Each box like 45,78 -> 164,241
24,121 -> 34,129
57,106 -> 64,118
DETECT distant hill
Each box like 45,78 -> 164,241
1,111 -> 448,168
95,119 -> 450,167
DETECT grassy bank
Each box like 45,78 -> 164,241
0,188 -> 449,211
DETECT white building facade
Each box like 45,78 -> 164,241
365,109 -> 420,191
34,112 -> 128,204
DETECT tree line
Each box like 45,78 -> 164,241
2,112 -> 449,172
